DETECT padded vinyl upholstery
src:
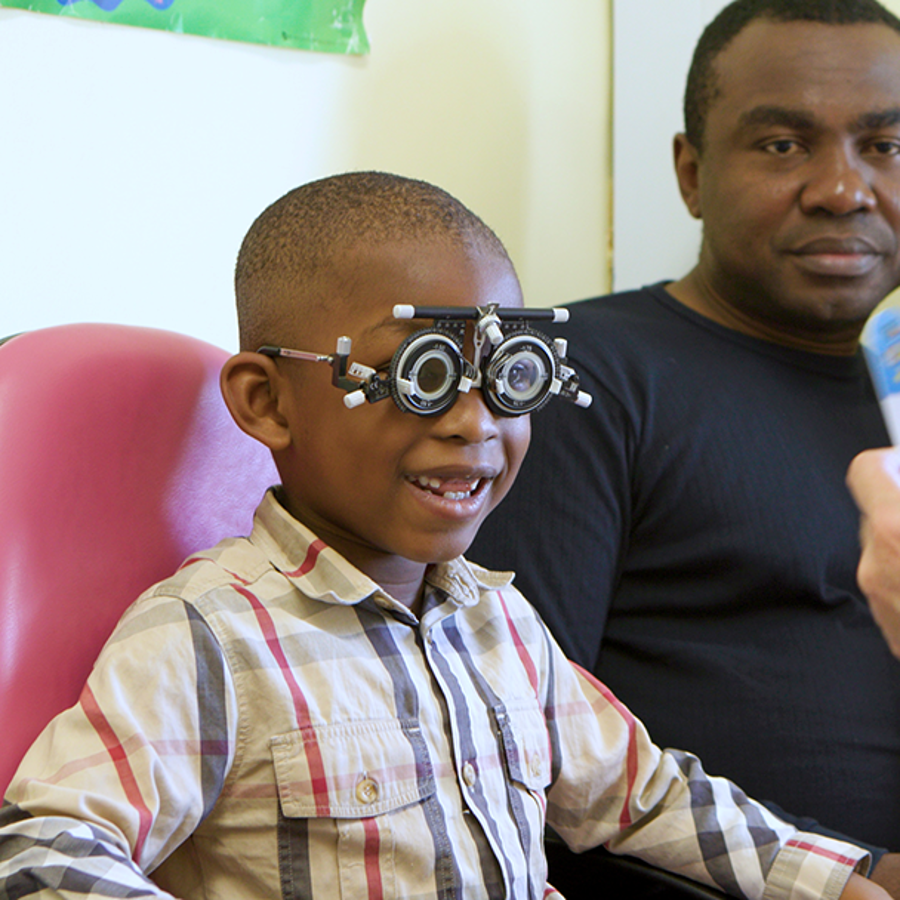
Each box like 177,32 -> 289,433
0,323 -> 278,793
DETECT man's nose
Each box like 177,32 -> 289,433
799,144 -> 878,216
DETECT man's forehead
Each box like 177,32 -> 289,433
715,18 -> 900,80
707,20 -> 900,127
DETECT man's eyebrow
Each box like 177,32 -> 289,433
855,108 -> 900,130
737,105 -> 816,132
736,105 -> 900,134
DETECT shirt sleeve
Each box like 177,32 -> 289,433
545,659 -> 869,900
0,593 -> 237,899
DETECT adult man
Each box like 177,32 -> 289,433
472,0 -> 900,891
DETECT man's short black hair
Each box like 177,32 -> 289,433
684,0 -> 900,152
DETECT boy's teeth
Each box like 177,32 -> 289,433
410,475 -> 482,499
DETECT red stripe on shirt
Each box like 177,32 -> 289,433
786,839 -> 860,868
79,684 -> 153,860
363,817 -> 384,900
178,556 -> 251,587
234,583 -> 331,816
497,591 -> 539,694
497,592 -> 553,816
571,662 -> 639,830
283,539 -> 327,578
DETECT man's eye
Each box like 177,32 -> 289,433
867,139 -> 900,156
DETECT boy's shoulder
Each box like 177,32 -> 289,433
106,534 -> 276,646
145,534 -> 272,605
121,492 -> 291,624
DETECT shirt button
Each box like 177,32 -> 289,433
462,762 -> 477,787
356,778 -> 379,805
529,754 -> 543,780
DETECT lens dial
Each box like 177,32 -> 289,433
482,331 -> 557,415
390,331 -> 463,415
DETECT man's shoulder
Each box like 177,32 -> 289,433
565,283 -> 666,316
562,283 -> 689,337
558,283 -> 701,368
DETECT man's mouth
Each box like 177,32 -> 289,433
407,474 -> 485,500
788,236 -> 886,277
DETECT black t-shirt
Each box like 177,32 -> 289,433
471,283 -> 900,851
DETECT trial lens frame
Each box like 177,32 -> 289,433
258,303 -> 592,416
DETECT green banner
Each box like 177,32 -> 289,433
0,0 -> 369,54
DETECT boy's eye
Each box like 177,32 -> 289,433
415,354 -> 454,394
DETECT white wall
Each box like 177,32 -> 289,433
0,1 -> 610,351
612,0 -> 727,291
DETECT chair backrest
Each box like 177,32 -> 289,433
0,323 -> 279,794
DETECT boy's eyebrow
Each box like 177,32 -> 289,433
359,314 -> 418,339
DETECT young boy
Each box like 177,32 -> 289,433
0,172 -> 885,900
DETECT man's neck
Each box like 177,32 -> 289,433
665,270 -> 864,357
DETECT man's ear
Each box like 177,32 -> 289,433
220,352 -> 292,452
673,133 -> 702,220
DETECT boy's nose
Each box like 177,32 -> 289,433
433,386 -> 501,443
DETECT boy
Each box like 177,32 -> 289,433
0,173 -> 885,899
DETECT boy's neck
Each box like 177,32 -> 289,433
336,545 -> 429,614
318,530 -> 429,611
277,491 -> 429,613
375,564 -> 429,616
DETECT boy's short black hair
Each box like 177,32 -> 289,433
235,171 -> 510,352
684,0 -> 900,152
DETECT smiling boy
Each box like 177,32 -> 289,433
226,235 -> 529,613
0,173 -> 887,900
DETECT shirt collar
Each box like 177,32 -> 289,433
249,489 -> 513,614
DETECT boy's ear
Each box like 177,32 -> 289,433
220,352 -> 292,452
673,133 -> 702,220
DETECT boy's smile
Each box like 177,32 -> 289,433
406,473 -> 485,501
269,238 -> 530,607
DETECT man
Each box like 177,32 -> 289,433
471,0 -> 900,893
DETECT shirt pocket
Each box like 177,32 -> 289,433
270,716 -> 435,818
271,718 -> 438,899
493,698 -> 553,793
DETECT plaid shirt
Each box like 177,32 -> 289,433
0,491 -> 868,900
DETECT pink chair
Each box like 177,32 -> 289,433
0,323 -> 279,794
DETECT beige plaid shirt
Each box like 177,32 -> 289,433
0,491 -> 868,899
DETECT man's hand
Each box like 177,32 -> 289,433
841,872 -> 893,899
871,853 -> 900,899
846,447 -> 900,658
